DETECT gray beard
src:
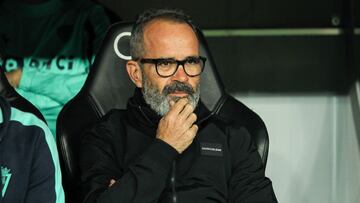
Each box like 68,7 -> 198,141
142,76 -> 200,116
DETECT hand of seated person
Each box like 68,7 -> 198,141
156,98 -> 198,153
5,68 -> 22,88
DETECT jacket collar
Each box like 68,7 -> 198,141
126,88 -> 212,136
0,96 -> 11,141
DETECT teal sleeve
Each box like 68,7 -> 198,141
24,130 -> 65,203
39,120 -> 66,203
11,107 -> 65,203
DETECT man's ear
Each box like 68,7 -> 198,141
126,60 -> 143,88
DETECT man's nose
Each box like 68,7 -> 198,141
172,65 -> 188,82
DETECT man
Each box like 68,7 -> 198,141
0,0 -> 110,135
0,95 -> 64,202
80,9 -> 277,202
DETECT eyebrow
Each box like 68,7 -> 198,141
157,57 -> 175,60
157,55 -> 200,60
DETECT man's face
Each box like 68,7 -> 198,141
139,19 -> 201,116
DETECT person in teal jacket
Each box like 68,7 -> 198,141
0,95 -> 64,202
0,0 -> 111,135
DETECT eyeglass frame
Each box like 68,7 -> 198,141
136,56 -> 207,78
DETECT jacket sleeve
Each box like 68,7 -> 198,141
25,125 -> 65,203
228,126 -> 277,202
79,121 -> 178,203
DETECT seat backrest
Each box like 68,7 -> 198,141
56,22 -> 269,203
0,69 -> 46,123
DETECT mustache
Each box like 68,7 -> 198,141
162,81 -> 195,96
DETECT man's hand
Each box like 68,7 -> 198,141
5,68 -> 22,88
156,98 -> 198,153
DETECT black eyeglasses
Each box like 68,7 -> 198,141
138,56 -> 206,78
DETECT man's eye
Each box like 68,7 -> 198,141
186,57 -> 200,64
157,60 -> 173,66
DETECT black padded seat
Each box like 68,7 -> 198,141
56,22 -> 270,203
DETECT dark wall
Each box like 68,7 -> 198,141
356,36 -> 360,80
98,0 -> 344,28
354,0 -> 360,80
207,36 -> 350,93
97,0 -> 358,94
355,0 -> 360,26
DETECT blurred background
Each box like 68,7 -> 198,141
1,0 -> 359,202
94,0 -> 360,202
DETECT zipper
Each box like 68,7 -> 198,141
171,161 -> 177,203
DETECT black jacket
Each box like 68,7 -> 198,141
0,96 -> 64,202
79,89 -> 277,203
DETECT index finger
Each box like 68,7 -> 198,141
167,98 -> 188,116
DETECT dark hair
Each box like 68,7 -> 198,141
130,8 -> 198,60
